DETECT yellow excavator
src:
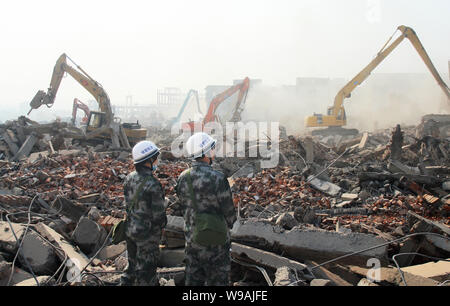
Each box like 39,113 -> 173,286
27,53 -> 147,149
305,25 -> 450,136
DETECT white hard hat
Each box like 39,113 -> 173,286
185,132 -> 216,159
132,140 -> 160,164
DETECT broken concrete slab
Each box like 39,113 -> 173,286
231,242 -> 309,276
388,159 -> 420,175
401,258 -> 450,282
87,206 -> 101,221
0,221 -> 26,254
0,265 -> 36,286
2,131 -> 19,155
231,220 -> 388,266
51,197 -> 88,223
72,216 -> 108,255
12,133 -> 38,161
307,176 -> 342,197
348,265 -> 440,286
34,223 -> 90,273
14,275 -> 52,286
97,241 -> 127,261
306,260 -> 352,286
304,137 -> 314,163
19,231 -> 58,275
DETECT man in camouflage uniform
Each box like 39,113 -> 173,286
120,140 -> 167,286
176,132 -> 236,286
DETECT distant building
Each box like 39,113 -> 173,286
157,87 -> 183,106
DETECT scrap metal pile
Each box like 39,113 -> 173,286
0,115 -> 449,286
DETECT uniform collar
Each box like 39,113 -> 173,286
136,166 -> 154,177
192,160 -> 211,168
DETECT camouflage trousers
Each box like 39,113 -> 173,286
120,237 -> 160,286
184,242 -> 231,286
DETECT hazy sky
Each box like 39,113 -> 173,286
1,0 -> 449,121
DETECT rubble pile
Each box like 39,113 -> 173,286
0,115 -> 449,286
0,117 -> 86,162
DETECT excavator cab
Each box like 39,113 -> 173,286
87,111 -> 106,130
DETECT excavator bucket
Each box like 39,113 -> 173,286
27,90 -> 46,115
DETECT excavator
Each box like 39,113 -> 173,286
71,98 -> 90,126
27,53 -> 147,149
305,25 -> 450,136
182,77 -> 250,131
165,89 -> 203,129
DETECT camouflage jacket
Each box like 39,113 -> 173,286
176,161 -> 236,246
124,167 -> 167,245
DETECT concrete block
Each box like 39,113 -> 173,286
97,241 -> 127,261
307,176 -> 341,197
388,160 -> 420,175
348,265 -> 440,286
304,137 -> 314,163
231,220 -> 388,266
0,221 -> 26,254
34,223 -> 90,273
231,243 -> 308,274
0,266 -> 34,286
19,231 -> 58,275
51,197 -> 88,223
72,216 -> 107,255
13,133 -> 38,161
401,259 -> 450,282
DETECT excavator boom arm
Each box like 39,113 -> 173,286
174,90 -> 201,122
28,53 -> 113,125
331,25 -> 450,117
203,77 -> 250,124
72,98 -> 91,125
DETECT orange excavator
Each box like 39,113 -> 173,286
71,98 -> 90,126
182,77 -> 250,131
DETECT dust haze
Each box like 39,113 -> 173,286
0,0 -> 449,133
240,73 -> 449,136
